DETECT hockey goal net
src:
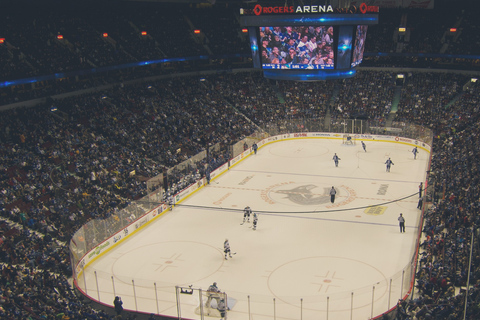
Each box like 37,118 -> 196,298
195,290 -> 228,318
176,286 -> 231,319
342,134 -> 356,145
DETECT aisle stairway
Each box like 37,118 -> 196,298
385,86 -> 403,127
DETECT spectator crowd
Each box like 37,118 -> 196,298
259,26 -> 335,68
1,69 -> 480,319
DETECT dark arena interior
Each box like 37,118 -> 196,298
0,0 -> 480,319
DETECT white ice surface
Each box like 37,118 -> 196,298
82,138 -> 429,320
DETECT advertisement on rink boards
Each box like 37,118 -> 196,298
75,204 -> 168,277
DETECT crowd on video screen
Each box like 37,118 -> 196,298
259,26 -> 335,69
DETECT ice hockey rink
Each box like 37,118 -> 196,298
82,138 -> 429,320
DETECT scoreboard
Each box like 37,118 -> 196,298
240,4 -> 378,81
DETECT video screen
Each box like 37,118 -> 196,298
351,25 -> 368,67
337,26 -> 353,69
259,26 -> 335,70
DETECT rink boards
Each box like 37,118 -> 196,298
75,132 -> 431,320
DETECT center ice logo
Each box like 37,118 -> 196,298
276,184 -> 331,205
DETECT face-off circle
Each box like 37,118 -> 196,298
267,256 -> 387,310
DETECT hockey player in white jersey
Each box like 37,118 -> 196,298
205,282 -> 221,308
217,298 -> 227,319
242,206 -> 252,224
167,194 -> 174,210
224,239 -> 233,260
252,212 -> 258,230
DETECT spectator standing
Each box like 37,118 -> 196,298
114,296 -> 123,316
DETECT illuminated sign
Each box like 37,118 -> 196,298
103,33 -> 108,37
359,3 -> 379,13
248,3 -> 378,16
253,5 -> 294,15
57,35 -> 64,40
295,5 -> 334,13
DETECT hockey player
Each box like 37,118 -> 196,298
333,153 -> 341,167
361,141 -> 366,152
208,282 -> 220,292
205,282 -> 221,308
217,298 -> 226,319
330,186 -> 337,203
242,206 -> 252,224
168,195 -> 174,211
385,158 -> 394,172
252,212 -> 258,230
224,239 -> 233,260
252,142 -> 258,155
206,169 -> 211,185
412,146 -> 418,159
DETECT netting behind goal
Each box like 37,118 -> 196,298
342,134 -> 356,145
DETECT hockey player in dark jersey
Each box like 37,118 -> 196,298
412,146 -> 418,159
385,158 -> 394,172
333,153 -> 341,167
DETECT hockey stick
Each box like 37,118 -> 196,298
240,219 -> 251,225
220,248 -> 236,255
224,252 -> 236,259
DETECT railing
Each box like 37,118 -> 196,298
70,119 -> 432,319
75,257 -> 416,320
